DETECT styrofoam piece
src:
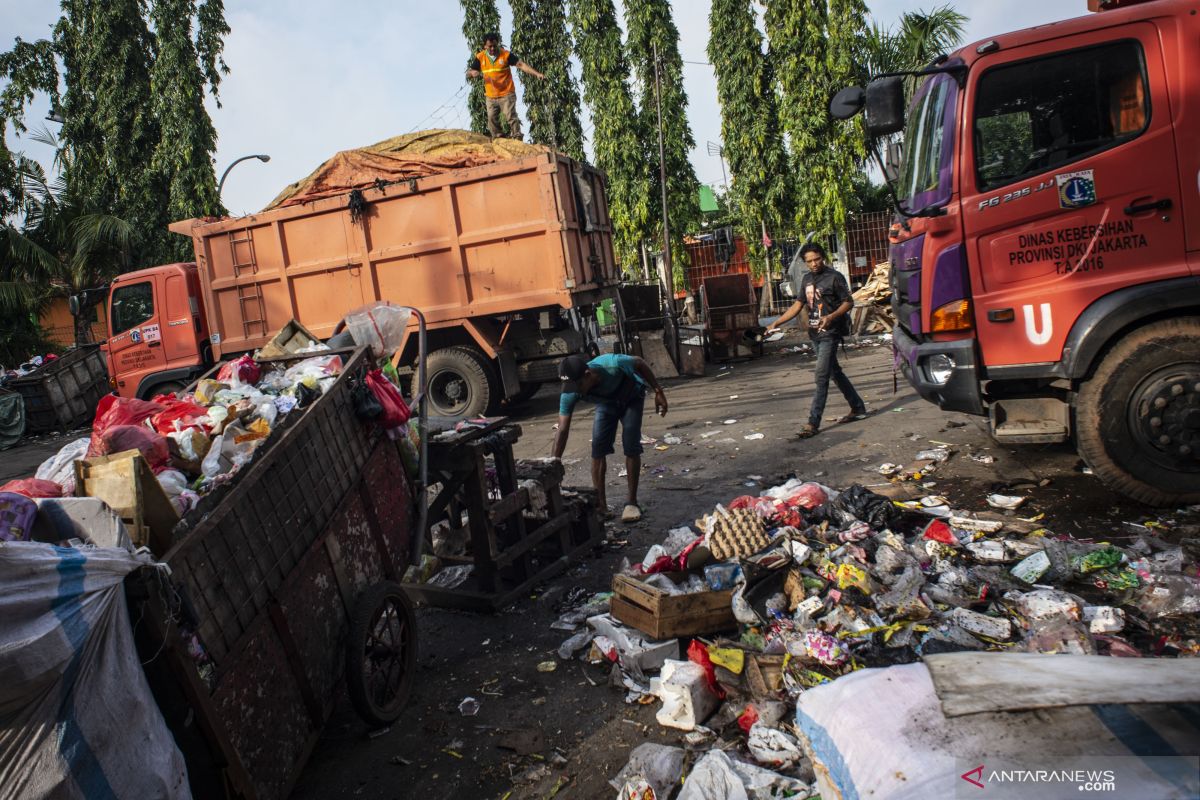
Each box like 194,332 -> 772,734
653,659 -> 719,731
587,613 -> 678,672
950,607 -> 1012,640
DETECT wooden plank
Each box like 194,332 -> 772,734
487,487 -> 530,525
494,512 -> 569,568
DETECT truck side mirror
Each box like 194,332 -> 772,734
829,86 -> 866,120
883,141 -> 903,182
864,77 -> 905,136
68,294 -> 81,317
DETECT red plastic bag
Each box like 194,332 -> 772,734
366,369 -> 411,428
686,640 -> 726,700
150,398 -> 210,435
0,478 -> 64,498
783,482 -> 827,510
737,704 -> 760,735
89,394 -> 164,455
923,518 -> 957,545
92,425 -> 170,472
217,354 -> 261,386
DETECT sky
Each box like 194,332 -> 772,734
2,0 -> 1085,217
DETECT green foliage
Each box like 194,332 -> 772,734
623,0 -> 699,288
860,5 -> 967,81
0,38 -> 58,217
459,0 -> 502,135
568,0 -> 653,269
708,0 -> 794,266
511,0 -> 585,159
149,0 -> 223,262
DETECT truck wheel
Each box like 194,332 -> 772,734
1076,317 -> 1200,506
503,381 -> 543,406
418,346 -> 497,418
142,380 -> 185,399
345,581 -> 418,727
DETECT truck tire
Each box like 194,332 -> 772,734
142,380 -> 185,399
1076,317 -> 1200,506
418,346 -> 498,418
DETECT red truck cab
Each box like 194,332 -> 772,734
101,263 -> 210,398
839,0 -> 1200,504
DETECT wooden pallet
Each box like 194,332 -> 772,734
402,418 -> 604,612
74,449 -> 179,556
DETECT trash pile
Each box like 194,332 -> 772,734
557,469 -> 1199,797
0,351 -> 59,382
849,261 -> 893,335
0,308 -> 419,555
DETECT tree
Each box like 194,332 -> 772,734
0,37 -> 59,218
458,0 -> 502,136
766,0 -> 832,237
510,0 -> 585,158
813,0 -> 869,234
708,0 -> 794,264
860,5 -> 967,80
624,0 -> 699,287
568,0 -> 653,269
52,0 -> 160,258
149,0 -> 227,262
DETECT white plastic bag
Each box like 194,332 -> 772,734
610,743 -> 685,800
342,302 -> 412,357
34,438 -> 90,495
677,750 -> 810,800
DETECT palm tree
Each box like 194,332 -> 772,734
4,128 -> 135,346
860,5 -> 967,81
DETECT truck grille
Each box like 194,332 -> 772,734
890,234 -> 925,337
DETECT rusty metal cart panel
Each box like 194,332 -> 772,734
700,274 -> 762,361
133,343 -> 425,800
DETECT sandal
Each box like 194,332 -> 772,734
796,424 -> 819,439
621,504 -> 643,523
837,410 -> 870,425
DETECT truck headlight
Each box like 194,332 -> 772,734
926,354 -> 955,385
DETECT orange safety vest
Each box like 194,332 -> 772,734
476,48 -> 516,98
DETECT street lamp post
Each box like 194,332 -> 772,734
217,154 -> 271,199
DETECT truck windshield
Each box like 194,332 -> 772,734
896,73 -> 957,213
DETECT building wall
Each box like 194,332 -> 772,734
39,296 -> 108,347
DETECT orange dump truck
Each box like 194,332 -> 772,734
101,151 -> 619,417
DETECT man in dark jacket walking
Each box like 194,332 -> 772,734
765,242 -> 868,438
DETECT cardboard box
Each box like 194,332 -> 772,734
74,450 -> 178,556
611,573 -> 736,639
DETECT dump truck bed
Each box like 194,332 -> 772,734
169,153 -> 617,359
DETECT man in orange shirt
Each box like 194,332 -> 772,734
466,32 -> 545,140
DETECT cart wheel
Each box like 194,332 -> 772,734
346,581 -> 418,726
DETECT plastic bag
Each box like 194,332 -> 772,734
150,398 -> 210,435
610,743 -> 685,800
366,368 -> 411,428
0,478 -> 64,498
747,722 -> 803,769
216,353 -> 261,386
781,481 -> 828,510
677,749 -> 808,800
89,394 -> 163,455
832,484 -> 901,528
686,639 -> 726,700
342,302 -> 412,357
0,491 -> 38,540
92,425 -> 170,472
35,437 -> 90,494
283,354 -> 343,386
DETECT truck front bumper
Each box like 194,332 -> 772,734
892,326 -> 985,417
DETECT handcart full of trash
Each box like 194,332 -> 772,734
0,303 -> 429,800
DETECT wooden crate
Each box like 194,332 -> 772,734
611,573 -> 736,639
75,449 -> 178,556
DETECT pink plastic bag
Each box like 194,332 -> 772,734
366,369 -> 411,428
89,394 -> 164,455
92,425 -> 171,472
217,354 -> 261,386
782,482 -> 828,510
0,478 -> 63,498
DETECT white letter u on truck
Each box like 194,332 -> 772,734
1023,303 -> 1053,346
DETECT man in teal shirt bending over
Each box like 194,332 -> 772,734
552,353 -> 668,523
